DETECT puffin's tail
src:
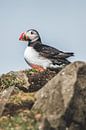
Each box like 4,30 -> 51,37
62,52 -> 74,58
65,52 -> 74,56
63,52 -> 74,65
58,52 -> 74,65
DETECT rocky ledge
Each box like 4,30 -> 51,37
0,61 -> 86,130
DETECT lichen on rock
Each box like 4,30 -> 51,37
0,71 -> 29,92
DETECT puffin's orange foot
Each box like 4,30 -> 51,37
31,64 -> 46,72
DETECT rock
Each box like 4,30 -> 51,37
38,117 -> 54,130
0,69 -> 60,93
0,71 -> 30,92
33,61 -> 86,130
0,86 -> 15,116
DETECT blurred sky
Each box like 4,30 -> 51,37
0,0 -> 86,74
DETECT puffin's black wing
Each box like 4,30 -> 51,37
34,43 -> 74,65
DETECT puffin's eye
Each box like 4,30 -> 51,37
31,31 -> 34,34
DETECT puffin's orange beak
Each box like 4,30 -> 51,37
19,32 -> 30,41
19,32 -> 26,41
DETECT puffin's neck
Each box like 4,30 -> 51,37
28,38 -> 41,47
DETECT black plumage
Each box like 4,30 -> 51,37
33,41 -> 74,65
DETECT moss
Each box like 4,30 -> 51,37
0,71 -> 26,92
0,109 -> 43,130
24,69 -> 38,76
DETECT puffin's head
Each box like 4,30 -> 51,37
19,29 -> 41,43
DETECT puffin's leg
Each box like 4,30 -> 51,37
31,64 -> 46,72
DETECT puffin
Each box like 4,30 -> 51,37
19,29 -> 74,72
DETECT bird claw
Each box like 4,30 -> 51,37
31,64 -> 46,72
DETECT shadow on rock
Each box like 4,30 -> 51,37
59,65 -> 86,130
3,100 -> 34,116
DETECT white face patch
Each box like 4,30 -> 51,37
26,30 -> 39,42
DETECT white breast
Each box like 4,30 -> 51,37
24,47 -> 52,68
